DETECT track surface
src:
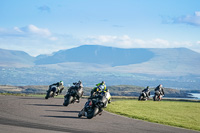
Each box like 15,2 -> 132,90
0,95 -> 199,133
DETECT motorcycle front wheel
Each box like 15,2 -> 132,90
45,91 -> 51,99
63,95 -> 73,106
87,107 -> 99,119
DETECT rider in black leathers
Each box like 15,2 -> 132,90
141,86 -> 151,99
154,84 -> 165,96
68,80 -> 83,102
49,81 -> 64,96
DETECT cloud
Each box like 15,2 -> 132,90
81,35 -> 200,53
21,25 -> 52,37
83,35 -> 132,48
82,35 -> 171,48
172,11 -> 200,26
38,5 -> 51,12
0,25 -> 57,40
0,26 -> 82,56
0,25 -> 60,56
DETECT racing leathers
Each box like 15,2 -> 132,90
142,86 -> 151,98
154,84 -> 164,96
90,82 -> 107,97
69,81 -> 83,102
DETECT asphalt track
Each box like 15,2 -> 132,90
0,95 -> 199,133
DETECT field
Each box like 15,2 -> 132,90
105,99 -> 200,131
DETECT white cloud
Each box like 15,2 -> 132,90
0,25 -> 61,56
14,27 -> 23,32
27,25 -> 51,37
82,35 -> 200,53
0,25 -> 57,40
83,35 -> 133,48
195,11 -> 200,17
82,35 -> 171,48
173,11 -> 200,26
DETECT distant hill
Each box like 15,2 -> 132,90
113,47 -> 200,76
35,45 -> 200,76
35,45 -> 155,66
0,48 -> 34,67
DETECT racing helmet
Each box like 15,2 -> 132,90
101,81 -> 105,85
60,81 -> 64,85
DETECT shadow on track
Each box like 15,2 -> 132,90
27,104 -> 63,107
19,97 -> 45,100
0,117 -> 90,133
42,115 -> 83,119
45,110 -> 80,113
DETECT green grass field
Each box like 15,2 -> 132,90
105,99 -> 200,131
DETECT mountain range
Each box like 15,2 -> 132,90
0,48 -> 34,67
1,45 -> 200,75
35,45 -> 154,66
0,45 -> 200,89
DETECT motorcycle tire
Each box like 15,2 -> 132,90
78,109 -> 84,118
154,95 -> 160,101
153,95 -> 156,101
63,95 -> 73,106
45,91 -> 50,99
87,107 -> 99,119
138,95 -> 142,101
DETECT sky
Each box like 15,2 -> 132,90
0,0 -> 200,56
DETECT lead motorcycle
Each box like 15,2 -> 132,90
45,85 -> 59,99
63,83 -> 83,106
78,86 -> 108,119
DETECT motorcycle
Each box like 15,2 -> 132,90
45,85 -> 58,99
63,85 -> 83,106
153,91 -> 164,101
78,88 -> 108,119
138,92 -> 148,101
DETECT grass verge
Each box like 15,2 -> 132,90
105,99 -> 200,131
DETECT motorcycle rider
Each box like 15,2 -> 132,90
154,84 -> 165,97
68,80 -> 83,103
90,81 -> 107,97
141,86 -> 151,100
79,81 -> 109,117
49,81 -> 64,96
90,81 -> 108,115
